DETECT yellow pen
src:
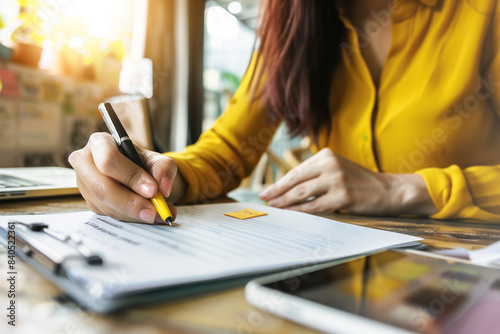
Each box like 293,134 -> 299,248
98,102 -> 173,225
151,192 -> 173,225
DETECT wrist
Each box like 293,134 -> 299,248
389,173 -> 438,216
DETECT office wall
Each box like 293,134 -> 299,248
0,63 -> 118,167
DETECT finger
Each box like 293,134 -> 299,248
77,179 -> 131,221
259,149 -> 337,200
284,194 -> 343,214
86,200 -> 104,216
75,175 -> 105,216
81,177 -> 178,223
88,133 -> 158,198
267,178 -> 329,208
83,170 -> 159,223
260,164 -> 321,200
70,144 -> 159,224
139,148 -> 178,198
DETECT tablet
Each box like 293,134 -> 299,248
245,250 -> 500,334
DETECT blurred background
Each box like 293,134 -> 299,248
0,0 -> 302,188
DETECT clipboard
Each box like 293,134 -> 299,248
0,203 -> 423,313
0,218 -> 285,313
0,226 -> 265,313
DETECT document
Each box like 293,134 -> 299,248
436,240 -> 500,267
0,202 -> 421,312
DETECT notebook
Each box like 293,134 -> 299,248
0,202 -> 422,313
0,167 -> 79,200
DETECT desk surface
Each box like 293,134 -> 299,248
1,196 -> 499,334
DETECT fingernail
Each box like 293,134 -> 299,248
259,189 -> 270,199
267,199 -> 277,207
139,208 -> 156,224
140,182 -> 156,198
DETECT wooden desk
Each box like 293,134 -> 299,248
1,196 -> 499,334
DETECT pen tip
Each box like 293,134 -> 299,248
165,217 -> 173,226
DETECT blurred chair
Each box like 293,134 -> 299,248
239,149 -> 293,191
283,136 -> 312,167
240,136 -> 312,192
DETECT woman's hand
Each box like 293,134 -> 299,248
259,148 -> 438,216
68,132 -> 178,224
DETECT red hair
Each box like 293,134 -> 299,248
251,0 -> 345,141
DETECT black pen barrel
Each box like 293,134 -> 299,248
120,140 -> 147,170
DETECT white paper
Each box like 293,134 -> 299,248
435,240 -> 500,268
469,240 -> 500,267
0,203 -> 421,299
433,247 -> 471,260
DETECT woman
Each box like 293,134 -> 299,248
69,0 -> 500,223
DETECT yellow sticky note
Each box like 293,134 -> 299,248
224,208 -> 268,220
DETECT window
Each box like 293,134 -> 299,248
202,1 -> 256,131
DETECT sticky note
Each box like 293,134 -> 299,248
224,209 -> 267,220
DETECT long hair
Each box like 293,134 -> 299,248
251,0 -> 345,142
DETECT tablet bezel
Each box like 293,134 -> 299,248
245,250 -> 488,334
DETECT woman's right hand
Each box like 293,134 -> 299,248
68,132 -> 178,224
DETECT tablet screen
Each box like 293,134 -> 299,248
264,251 -> 500,334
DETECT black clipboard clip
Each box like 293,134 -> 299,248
10,221 -> 103,275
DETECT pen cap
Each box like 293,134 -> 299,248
98,102 -> 129,145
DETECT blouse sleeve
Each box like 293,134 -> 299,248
164,54 -> 279,204
415,11 -> 500,222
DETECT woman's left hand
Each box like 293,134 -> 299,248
259,148 -> 438,216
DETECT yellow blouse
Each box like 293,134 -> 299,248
166,0 -> 500,222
